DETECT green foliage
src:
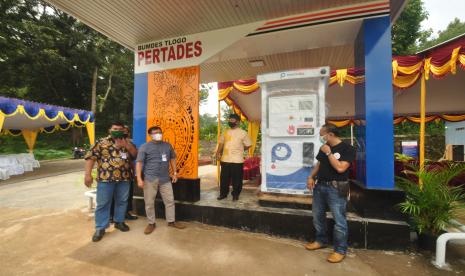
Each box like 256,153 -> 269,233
395,153 -> 415,162
0,130 -> 80,160
395,120 -> 445,136
396,163 -> 465,235
392,0 -> 430,55
199,113 -> 218,141
418,18 -> 465,51
199,83 -> 211,105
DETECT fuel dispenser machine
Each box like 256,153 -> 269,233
257,67 -> 329,195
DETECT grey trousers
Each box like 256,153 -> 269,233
143,178 -> 175,224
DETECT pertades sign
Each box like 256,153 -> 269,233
134,22 -> 262,74
136,37 -> 202,69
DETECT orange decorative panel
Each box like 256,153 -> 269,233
147,66 -> 199,179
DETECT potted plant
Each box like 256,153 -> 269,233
396,163 -> 465,251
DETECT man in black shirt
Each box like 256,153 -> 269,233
304,123 -> 356,263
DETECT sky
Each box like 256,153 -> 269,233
421,0 -> 465,37
200,0 -> 465,116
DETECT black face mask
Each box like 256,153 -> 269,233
228,122 -> 237,128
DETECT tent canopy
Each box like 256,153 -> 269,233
0,97 -> 95,151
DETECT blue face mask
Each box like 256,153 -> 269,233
319,135 -> 327,144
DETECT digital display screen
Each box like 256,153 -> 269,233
304,117 -> 313,122
297,128 -> 314,135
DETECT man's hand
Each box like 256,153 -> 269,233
84,174 -> 93,188
137,178 -> 144,189
171,174 -> 178,183
114,138 -> 129,148
320,144 -> 331,155
307,177 -> 315,190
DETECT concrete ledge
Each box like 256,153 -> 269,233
133,197 -> 410,251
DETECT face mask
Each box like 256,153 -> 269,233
319,135 -> 327,144
228,122 -> 237,128
111,130 -> 125,139
151,133 -> 162,141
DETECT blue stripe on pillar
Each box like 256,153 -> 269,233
133,73 -> 148,148
355,16 -> 394,190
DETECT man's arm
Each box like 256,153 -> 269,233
327,155 -> 351,174
170,158 -> 178,183
320,145 -> 351,174
215,143 -> 224,159
306,162 -> 320,190
136,161 -> 144,188
84,159 -> 95,187
125,141 -> 138,159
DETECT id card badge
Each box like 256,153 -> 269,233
162,154 -> 168,162
121,152 -> 128,160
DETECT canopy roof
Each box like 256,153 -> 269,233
45,0 -> 406,82
0,96 -> 94,134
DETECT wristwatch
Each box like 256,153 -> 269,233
326,152 -> 332,156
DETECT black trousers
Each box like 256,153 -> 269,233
110,179 -> 134,218
220,162 -> 244,197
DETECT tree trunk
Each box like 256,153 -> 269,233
98,71 -> 113,113
91,66 -> 98,115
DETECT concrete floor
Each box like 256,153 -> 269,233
0,160 -> 464,276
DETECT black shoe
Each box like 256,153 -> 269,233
232,195 -> 239,201
217,195 -> 227,200
114,222 -> 130,232
125,213 -> 138,220
92,229 -> 105,242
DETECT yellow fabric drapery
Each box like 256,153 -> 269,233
22,129 -> 39,153
392,73 -> 420,89
233,82 -> 259,93
327,119 -> 353,127
328,69 -> 365,87
327,113 -> 465,127
393,46 -> 465,86
85,122 -> 95,145
247,121 -> 260,157
441,114 -> 465,121
0,113 -> 4,133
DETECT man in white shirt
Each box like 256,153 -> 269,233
215,114 -> 252,201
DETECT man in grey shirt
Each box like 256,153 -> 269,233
136,126 -> 186,234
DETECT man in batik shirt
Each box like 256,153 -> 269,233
84,121 -> 137,242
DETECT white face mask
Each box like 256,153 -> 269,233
151,133 -> 162,141
319,135 -> 327,144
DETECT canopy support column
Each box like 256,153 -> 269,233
217,99 -> 221,186
419,72 -> 426,173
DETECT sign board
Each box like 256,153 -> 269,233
134,22 -> 262,74
401,141 -> 418,158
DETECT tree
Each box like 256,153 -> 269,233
392,0 -> 430,55
418,18 -> 465,51
0,0 -> 135,131
199,83 -> 210,106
